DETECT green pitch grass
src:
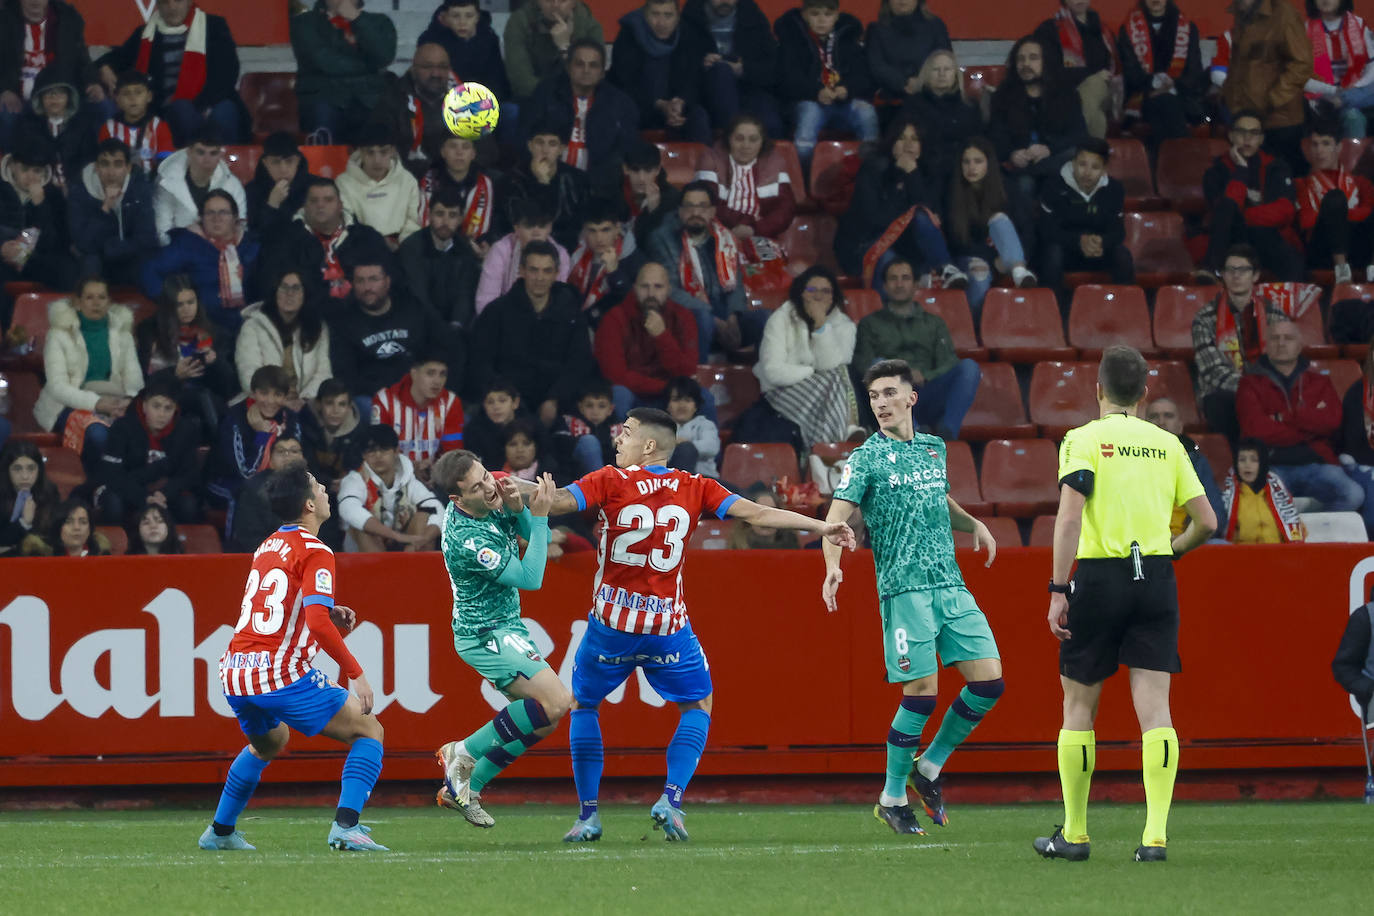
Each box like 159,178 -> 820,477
4,802 -> 1371,914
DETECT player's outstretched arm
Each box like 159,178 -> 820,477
820,498 -> 857,613
509,476 -> 583,516
728,496 -> 856,549
947,496 -> 996,568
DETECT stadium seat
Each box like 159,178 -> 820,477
960,65 -> 1006,106
1255,282 -> 1337,357
1028,514 -> 1057,547
719,442 -> 801,490
97,526 -> 128,556
1144,360 -> 1202,430
980,288 -> 1076,362
1300,511 -> 1368,543
1107,138 -> 1162,209
1153,285 -> 1210,358
917,290 -> 986,360
1028,361 -> 1098,439
655,142 -> 703,189
773,140 -> 811,211
846,288 -> 883,321
8,291 -> 64,363
178,524 -> 224,555
223,145 -> 261,185
1155,137 -> 1229,213
3,280 -> 41,299
1342,137 -> 1371,172
1194,432 -> 1233,487
4,370 -> 43,434
1308,358 -> 1362,399
1332,282 -> 1374,358
688,519 -> 736,550
780,213 -> 838,273
953,516 -> 1021,549
980,438 -> 1060,517
39,446 -> 83,497
959,361 -> 1035,440
300,145 -> 351,179
695,364 -> 761,430
945,439 -> 990,516
809,140 -> 860,214
1124,211 -> 1194,287
1066,284 -> 1155,356
238,71 -> 299,139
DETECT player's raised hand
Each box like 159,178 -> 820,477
821,521 -> 857,550
330,604 -> 357,633
530,473 -> 556,517
496,475 -> 524,513
971,519 -> 997,567
822,567 -> 843,613
353,673 -> 375,716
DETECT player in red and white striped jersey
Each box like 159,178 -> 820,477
371,350 -> 464,483
200,467 -> 388,853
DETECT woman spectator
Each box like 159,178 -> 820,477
754,266 -> 858,446
1220,438 -> 1307,543
866,0 -> 952,103
235,270 -> 333,411
727,482 -> 802,549
33,276 -> 143,469
902,49 -> 983,190
693,113 -> 797,244
291,0 -> 398,145
136,274 -> 235,439
944,137 -> 1039,319
0,440 -> 60,557
127,502 -> 183,555
835,115 -> 966,291
142,189 -> 261,333
93,376 -> 203,525
20,497 -> 110,556
503,416 -> 563,485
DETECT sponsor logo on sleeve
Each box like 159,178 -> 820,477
476,547 -> 501,570
839,462 -> 853,489
315,568 -> 333,594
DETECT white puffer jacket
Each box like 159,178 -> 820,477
234,302 -> 334,398
753,300 -> 857,393
33,298 -> 144,432
152,147 -> 248,245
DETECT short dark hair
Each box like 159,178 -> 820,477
1307,117 -> 1343,142
306,176 -> 340,197
262,130 -> 301,160
483,377 -> 521,400
95,138 -> 132,163
431,448 -> 482,497
201,188 -> 239,217
267,465 -> 315,522
249,365 -> 291,395
317,378 -> 351,402
1223,243 -> 1260,270
140,375 -> 182,404
509,197 -> 554,228
627,406 -> 678,456
361,423 -> 400,452
349,255 -> 392,279
1231,108 -> 1265,127
188,123 -> 223,149
1075,137 -> 1111,162
681,179 -> 717,205
568,37 -> 606,65
863,359 -> 916,390
527,119 -> 571,144
430,184 -> 467,212
624,140 -> 662,172
580,196 -> 623,227
439,0 -> 480,9
520,238 -> 559,267
411,345 -> 448,368
272,432 -> 303,453
115,69 -> 153,92
1098,345 -> 1149,407
1306,0 -> 1353,19
356,119 -> 397,150
665,375 -> 703,409
503,417 -> 542,447
882,256 -> 916,284
578,378 -> 614,402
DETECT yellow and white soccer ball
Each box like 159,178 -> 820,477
442,82 -> 500,140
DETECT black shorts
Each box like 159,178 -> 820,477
1059,556 -> 1181,684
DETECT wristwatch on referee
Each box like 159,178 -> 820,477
1047,581 -> 1071,594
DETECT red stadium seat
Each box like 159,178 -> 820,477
1108,138 -> 1162,209
4,370 -> 43,434
654,142 -> 703,189
695,364 -> 761,430
960,361 -> 1035,440
960,65 -> 1006,106
1332,282 -> 1374,358
239,72 -> 299,139
1153,285 -> 1211,358
178,524 -> 224,555
39,446 -> 83,497
916,290 -> 986,360
772,140 -> 811,211
1125,211 -> 1194,287
980,438 -> 1060,517
688,519 -> 737,550
300,145 -> 351,179
1194,432 -> 1233,487
10,291 -> 63,351
1143,360 -> 1202,431
1255,282 -> 1336,357
1308,358 -> 1362,400
1028,514 -> 1057,547
97,526 -> 128,556
809,140 -> 860,214
223,145 -> 261,185
780,213 -> 838,273
846,288 -> 883,321
945,439 -> 990,516
954,516 -> 1021,550
980,287 -> 1076,362
1342,137 -> 1371,172
1029,361 -> 1098,439
1155,137 -> 1229,213
719,442 -> 801,489
1066,284 -> 1155,356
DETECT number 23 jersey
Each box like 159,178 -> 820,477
568,465 -> 740,636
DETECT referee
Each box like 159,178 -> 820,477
1033,346 -> 1216,864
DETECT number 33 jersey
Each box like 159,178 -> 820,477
568,465 -> 740,635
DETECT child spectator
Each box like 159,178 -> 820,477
666,375 -> 720,477
774,0 -> 878,168
236,269 -> 333,410
553,379 -> 623,476
335,120 -> 420,250
1299,118 -> 1374,286
498,120 -> 589,252
20,497 -> 108,556
127,501 -> 183,555
371,347 -> 464,486
245,131 -> 313,238
944,137 -> 1038,319
0,439 -> 60,557
300,378 -> 366,495
417,0 -> 511,104
1037,137 -> 1134,300
727,482 -> 801,547
142,189 -> 260,332
475,198 -> 571,313
151,124 -> 246,245
68,137 -> 158,287
23,65 -> 93,184
337,422 -> 443,552
502,415 -> 560,482
207,365 -> 303,506
135,274 -> 235,440
94,376 -> 202,525
1220,438 -> 1306,543
464,377 -> 526,468
0,133 -> 72,290
418,134 -> 497,255
98,70 -> 174,177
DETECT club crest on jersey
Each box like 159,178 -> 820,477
314,568 -> 333,594
897,656 -> 911,672
476,547 -> 501,569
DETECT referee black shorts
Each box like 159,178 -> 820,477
1059,556 -> 1181,685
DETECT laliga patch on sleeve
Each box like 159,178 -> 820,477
476,547 -> 501,570
315,568 -> 333,594
838,462 -> 853,489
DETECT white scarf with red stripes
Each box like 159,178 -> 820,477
135,3 -> 207,102
679,220 -> 739,300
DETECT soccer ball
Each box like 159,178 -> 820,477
443,82 -> 500,140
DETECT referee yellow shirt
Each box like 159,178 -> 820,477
1058,414 -> 1205,559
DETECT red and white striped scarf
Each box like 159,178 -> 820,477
1221,468 -> 1305,542
678,221 -> 738,300
565,96 -> 591,170
568,236 -> 624,310
135,3 -> 207,102
1308,12 -> 1370,90
204,227 -> 244,310
1054,6 -> 1117,72
22,16 -> 53,99
725,158 -> 759,220
419,170 -> 494,237
1123,7 -> 1190,79
314,223 -> 350,298
1304,167 -> 1360,212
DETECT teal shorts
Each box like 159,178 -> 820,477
879,586 -> 1000,682
453,622 -> 551,692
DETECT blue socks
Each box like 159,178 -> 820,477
569,708 -> 604,821
664,709 -> 711,809
212,746 -> 269,834
336,736 -> 384,827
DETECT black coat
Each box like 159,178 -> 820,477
865,12 -> 951,97
245,159 -> 315,237
225,468 -> 281,553
522,71 -> 640,196
416,9 -> 511,101
1115,2 -> 1206,115
259,216 -> 390,299
608,10 -> 709,117
467,280 -> 595,409
1341,381 -> 1374,466
0,163 -> 69,288
1039,169 -> 1127,251
774,9 -> 872,104
395,227 -> 481,329
19,66 -> 94,181
67,164 -> 159,271
97,11 -> 245,116
0,0 -> 95,98
96,409 -> 201,512
681,0 -> 778,92
987,81 -> 1086,166
496,159 -> 590,253
1033,10 -> 1116,88
902,88 -> 983,189
835,157 -> 941,276
629,173 -> 681,251
328,291 -> 454,398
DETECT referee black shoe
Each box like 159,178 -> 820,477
1033,826 -> 1090,861
873,803 -> 926,835
1134,844 -> 1167,862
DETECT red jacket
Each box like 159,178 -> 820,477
593,294 -> 699,397
1236,357 -> 1342,465
1296,168 -> 1374,232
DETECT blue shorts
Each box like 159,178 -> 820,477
572,615 -> 713,705
225,668 -> 350,738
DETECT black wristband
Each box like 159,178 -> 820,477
1048,581 -> 1071,594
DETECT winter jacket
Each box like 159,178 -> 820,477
901,87 -> 983,189
0,152 -> 69,287
503,0 -> 604,101
258,211 -> 389,301
495,159 -> 589,253
522,71 -> 641,196
1296,168 -> 1373,233
96,405 -> 201,511
646,212 -> 749,319
396,227 -> 481,329
754,300 -> 857,393
676,414 -> 721,477
693,144 -> 797,239
1116,1 -> 1207,117
681,0 -> 778,93
1039,160 -> 1127,252
245,157 -> 314,237
68,160 -> 158,272
468,280 -> 595,409
335,151 -> 421,244
627,171 -> 681,250
225,467 -> 281,553
19,66 -> 94,181
462,406 -> 536,470
299,397 -> 366,490
152,146 -> 247,245
609,9 -> 710,117
372,69 -> 451,168
1034,9 -> 1117,89
474,232 -> 571,315
1236,355 -> 1343,465
208,400 -> 303,499
851,303 -> 958,383
774,9 -> 873,104
1191,294 -> 1289,398
328,292 -> 452,398
593,295 -> 699,398
417,8 -> 510,101
1203,150 -> 1297,232
987,80 -> 1086,170
336,452 -> 442,544
835,157 -> 942,277
0,0 -> 95,99
234,301 -> 333,399
290,6 -> 396,114
1331,603 -> 1374,708
141,224 -> 262,331
866,10 -> 952,97
1340,378 -> 1374,466
97,9 -> 244,113
1222,0 -> 1314,130
33,298 -> 143,432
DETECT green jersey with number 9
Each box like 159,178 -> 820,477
442,504 -> 524,638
